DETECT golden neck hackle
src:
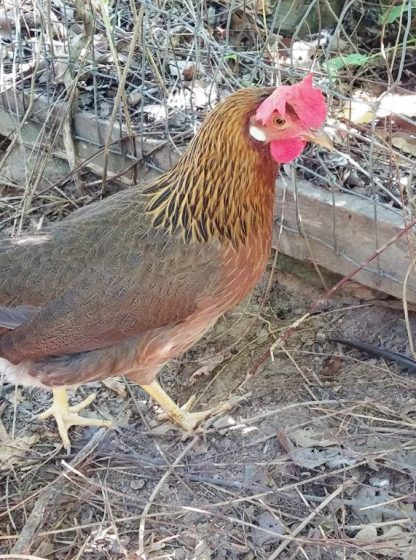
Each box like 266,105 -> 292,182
143,88 -> 278,246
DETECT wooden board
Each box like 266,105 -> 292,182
0,90 -> 178,183
274,178 -> 416,303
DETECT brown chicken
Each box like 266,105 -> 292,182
0,75 -> 330,450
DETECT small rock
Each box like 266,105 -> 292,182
182,62 -> 197,81
130,478 -> 146,490
168,60 -> 197,80
128,90 -> 143,106
369,477 -> 389,488
316,331 -> 326,342
346,170 -> 365,188
173,548 -> 187,560
143,104 -> 168,122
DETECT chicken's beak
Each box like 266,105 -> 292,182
303,130 -> 333,150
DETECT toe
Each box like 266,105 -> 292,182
181,395 -> 198,413
170,410 -> 211,432
54,415 -> 72,453
37,405 -> 56,421
67,414 -> 111,428
69,393 -> 97,413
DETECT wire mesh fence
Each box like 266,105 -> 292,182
0,0 -> 414,297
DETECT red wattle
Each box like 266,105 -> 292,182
270,138 -> 307,163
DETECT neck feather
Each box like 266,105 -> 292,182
143,88 -> 278,246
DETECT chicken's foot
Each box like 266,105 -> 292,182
141,380 -> 231,432
38,387 -> 111,452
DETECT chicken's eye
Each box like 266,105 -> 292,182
273,115 -> 286,126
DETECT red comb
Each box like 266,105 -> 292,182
256,74 -> 327,129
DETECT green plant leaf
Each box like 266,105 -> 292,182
380,1 -> 416,25
329,53 -> 370,71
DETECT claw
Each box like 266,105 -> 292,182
38,388 -> 112,452
141,380 -> 234,433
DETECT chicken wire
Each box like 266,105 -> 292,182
0,0 -> 414,298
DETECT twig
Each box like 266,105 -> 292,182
10,428 -> 108,555
0,554 -> 47,560
403,260 -> 416,359
136,435 -> 199,558
304,494 -> 416,520
266,480 -> 355,559
98,0 -> 142,189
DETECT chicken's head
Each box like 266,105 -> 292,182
249,74 -> 331,163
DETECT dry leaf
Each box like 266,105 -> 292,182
0,435 -> 39,469
0,416 -> 9,443
321,356 -> 343,378
193,539 -> 211,560
353,486 -> 389,524
188,365 -> 216,386
289,426 -> 339,448
168,60 -> 199,81
251,511 -> 285,548
341,91 -> 416,126
128,90 -> 143,106
399,503 -> 415,516
143,104 -> 167,122
340,94 -> 374,124
378,93 -> 416,119
354,525 -> 377,542
391,133 -> 416,157
254,0 -> 272,15
53,60 -> 69,83
182,63 -> 197,81
379,525 -> 415,558
290,447 -> 340,469
101,377 -> 127,398
189,350 -> 230,386
376,120 -> 416,157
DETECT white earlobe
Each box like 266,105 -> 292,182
249,125 -> 267,142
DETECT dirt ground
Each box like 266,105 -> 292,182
1,244 -> 416,559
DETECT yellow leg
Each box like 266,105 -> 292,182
141,380 -> 230,432
38,387 -> 111,452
